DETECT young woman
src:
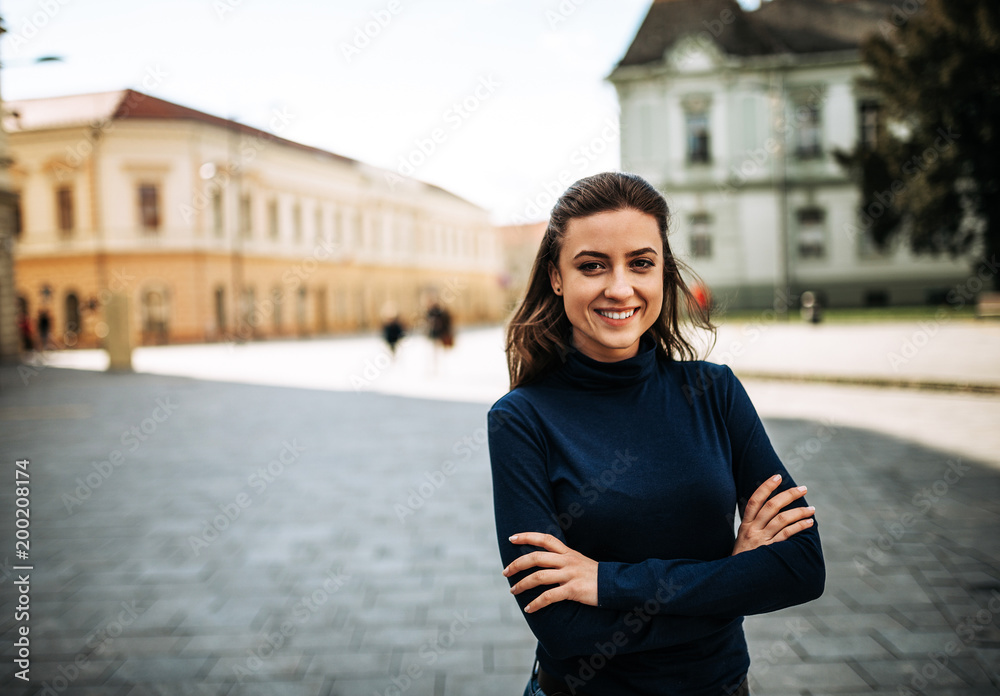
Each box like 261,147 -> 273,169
487,172 -> 825,696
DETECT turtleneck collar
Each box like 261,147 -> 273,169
552,332 -> 659,391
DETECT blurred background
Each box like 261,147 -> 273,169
1,0 -> 999,694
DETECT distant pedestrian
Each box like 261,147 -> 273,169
382,314 -> 406,356
489,172 -> 824,696
17,311 -> 35,353
37,308 -> 52,350
426,302 -> 453,349
692,282 -> 711,312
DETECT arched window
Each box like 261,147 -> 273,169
142,287 -> 170,344
214,286 -> 226,334
65,292 -> 81,336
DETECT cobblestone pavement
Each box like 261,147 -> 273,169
1,354 -> 999,695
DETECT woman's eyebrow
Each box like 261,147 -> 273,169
572,247 -> 659,260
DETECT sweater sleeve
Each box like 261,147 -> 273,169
488,403 -> 733,660
596,366 -> 826,617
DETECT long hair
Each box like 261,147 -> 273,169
505,172 -> 716,389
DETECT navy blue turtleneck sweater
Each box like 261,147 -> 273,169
488,334 -> 825,695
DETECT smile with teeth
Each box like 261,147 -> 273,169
596,308 -> 637,320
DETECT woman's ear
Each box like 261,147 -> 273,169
548,262 -> 563,296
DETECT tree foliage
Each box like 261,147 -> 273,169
838,0 -> 1000,285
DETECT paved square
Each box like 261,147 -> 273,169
2,351 -> 998,695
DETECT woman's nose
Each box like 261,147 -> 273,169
604,269 -> 634,300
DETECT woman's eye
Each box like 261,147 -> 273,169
632,259 -> 655,269
579,262 -> 603,272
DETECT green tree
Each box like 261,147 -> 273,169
837,0 -> 1000,288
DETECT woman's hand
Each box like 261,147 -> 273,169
502,533 -> 598,613
733,474 -> 816,556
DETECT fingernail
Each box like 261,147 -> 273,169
502,567 -> 509,577
772,475 -> 781,482
509,535 -> 518,542
805,519 -> 814,525
524,604 -> 532,613
797,486 -> 807,492
807,506 -> 815,512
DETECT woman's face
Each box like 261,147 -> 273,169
549,208 -> 664,362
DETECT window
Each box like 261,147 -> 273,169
689,213 -> 713,258
794,105 -> 822,160
211,190 -> 224,238
56,186 -> 74,236
859,100 -> 882,150
293,203 -> 302,242
272,285 -> 283,332
315,207 -> 323,242
797,208 -> 826,259
685,112 -> 711,164
239,195 -> 252,239
142,288 -> 169,343
64,292 -> 80,335
14,194 -> 23,240
139,184 -> 161,232
214,287 -> 226,332
268,199 -> 280,240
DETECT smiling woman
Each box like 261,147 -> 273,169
489,172 -> 825,696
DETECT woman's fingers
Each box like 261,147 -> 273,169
502,550 -> 559,577
501,531 -> 600,610
733,477 -> 817,555
763,505 -> 816,538
743,474 -> 784,524
758,486 -> 809,524
508,532 -> 567,552
509,568 -> 565,595
767,516 -> 815,544
501,533 -> 569,577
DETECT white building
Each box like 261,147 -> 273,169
609,0 -> 969,310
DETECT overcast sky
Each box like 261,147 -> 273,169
0,0 -> 760,224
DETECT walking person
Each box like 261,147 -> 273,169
488,173 -> 825,695
382,313 -> 406,357
37,308 -> 53,351
425,300 -> 454,373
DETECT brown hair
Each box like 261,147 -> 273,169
505,172 -> 715,389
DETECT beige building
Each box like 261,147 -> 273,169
7,90 -> 505,349
495,220 -> 547,313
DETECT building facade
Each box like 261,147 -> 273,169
8,90 -> 504,349
609,0 -> 969,310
